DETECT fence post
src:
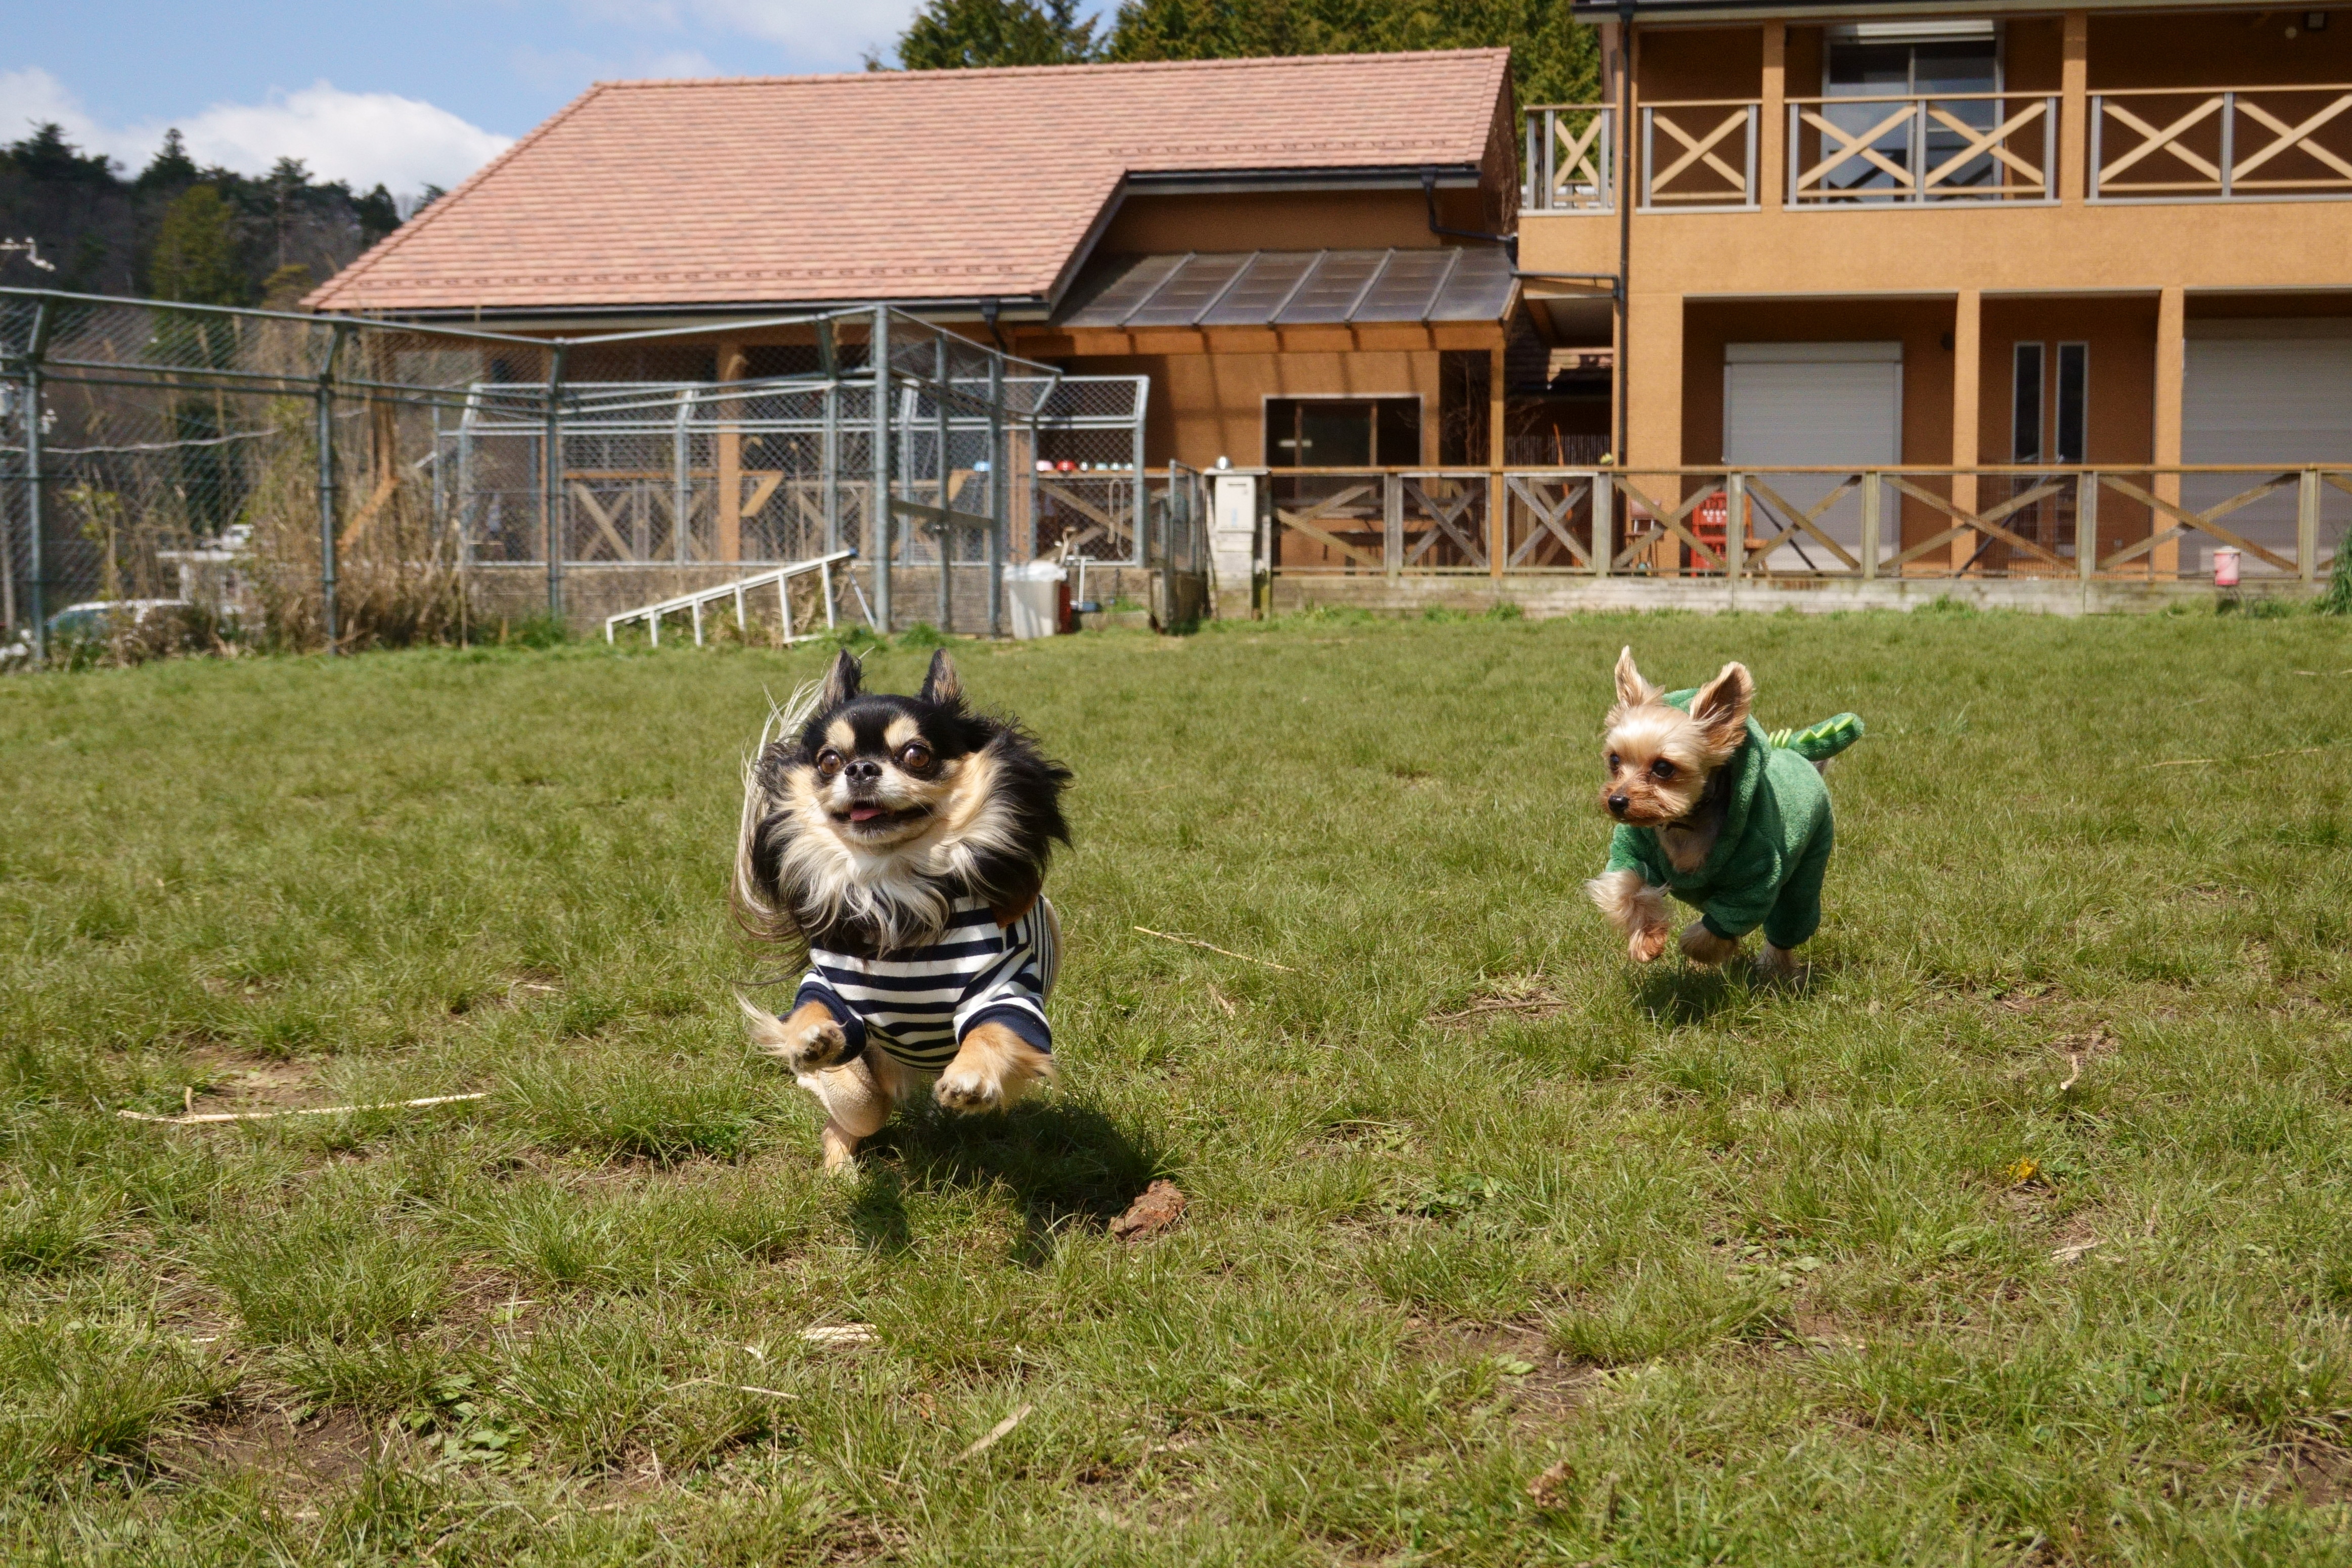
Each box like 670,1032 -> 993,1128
2078,472 -> 2100,589
934,335 -> 952,632
1725,471 -> 1746,596
20,300 -> 50,660
316,322 -> 349,651
1384,473 -> 1402,576
2299,467 -> 2320,583
1860,471 -> 1880,579
988,351 -> 1004,638
818,319 -> 841,554
673,390 -> 692,565
871,305 -> 892,634
1131,377 -> 1148,569
1593,470 -> 1613,576
543,342 -> 568,625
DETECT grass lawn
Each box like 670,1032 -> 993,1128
3,606 -> 2351,1565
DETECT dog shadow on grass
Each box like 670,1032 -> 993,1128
846,1100 -> 1162,1266
1630,954 -> 1832,1025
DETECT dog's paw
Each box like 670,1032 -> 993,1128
1679,922 -> 1742,967
1753,943 -> 1804,982
933,1067 -> 1005,1116
1628,922 -> 1670,963
776,1018 -> 850,1075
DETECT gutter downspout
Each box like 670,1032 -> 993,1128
1421,169 -> 1518,262
1617,0 -> 1635,465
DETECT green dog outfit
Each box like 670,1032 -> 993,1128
1603,697 -> 1862,950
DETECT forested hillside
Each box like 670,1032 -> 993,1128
891,0 -> 1597,116
0,124 -> 419,306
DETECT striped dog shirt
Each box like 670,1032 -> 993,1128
792,895 -> 1059,1073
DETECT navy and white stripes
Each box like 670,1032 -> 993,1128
792,895 -> 1058,1072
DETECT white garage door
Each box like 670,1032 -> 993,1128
2185,332 -> 2352,574
1724,342 -> 1902,568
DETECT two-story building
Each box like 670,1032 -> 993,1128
1523,0 -> 2352,589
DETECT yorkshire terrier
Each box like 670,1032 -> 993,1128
733,648 -> 1072,1173
1584,648 -> 1860,978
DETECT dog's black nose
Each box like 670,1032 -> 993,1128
845,758 -> 882,785
1607,793 -> 1629,816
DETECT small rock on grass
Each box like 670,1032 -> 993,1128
1110,1179 -> 1187,1241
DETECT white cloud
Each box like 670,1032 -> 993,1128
0,67 -> 510,195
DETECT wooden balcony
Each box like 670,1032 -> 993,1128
1524,83 -> 2352,213
2093,84 -> 2352,201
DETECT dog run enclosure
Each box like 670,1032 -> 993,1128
0,288 -> 1201,657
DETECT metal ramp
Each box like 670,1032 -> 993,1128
602,550 -> 870,646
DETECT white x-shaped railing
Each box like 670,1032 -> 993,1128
2094,85 -> 2352,198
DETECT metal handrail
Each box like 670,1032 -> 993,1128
602,548 -> 859,646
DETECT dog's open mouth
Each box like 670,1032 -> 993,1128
834,802 -> 932,832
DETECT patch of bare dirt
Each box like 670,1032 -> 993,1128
1413,1319 -> 1599,1425
2266,1443 -> 2352,1507
182,1050 -> 322,1113
167,1405 -> 377,1491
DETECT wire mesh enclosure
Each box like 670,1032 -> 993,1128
0,291 -> 1160,657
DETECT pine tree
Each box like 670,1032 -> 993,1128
138,128 -> 199,192
889,0 -> 1100,69
149,186 -> 245,305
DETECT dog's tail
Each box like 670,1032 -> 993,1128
1768,712 -> 1865,770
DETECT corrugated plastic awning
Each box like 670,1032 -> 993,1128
1055,247 -> 1514,329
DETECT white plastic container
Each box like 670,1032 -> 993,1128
2213,548 -> 2241,587
1006,561 -> 1064,639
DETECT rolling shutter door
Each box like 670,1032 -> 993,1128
2183,334 -> 2352,573
1723,342 -> 1902,567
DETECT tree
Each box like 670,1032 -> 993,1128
888,0 -> 1100,69
1105,0 -> 1597,117
138,128 -> 199,193
354,184 -> 400,247
149,186 -> 244,305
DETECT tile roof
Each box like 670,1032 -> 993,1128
305,51 -> 1513,316
1057,248 -> 1516,328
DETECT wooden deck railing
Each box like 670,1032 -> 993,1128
1266,467 -> 2346,583
1523,105 -> 1613,212
1640,100 -> 1759,207
2093,84 -> 2352,199
1788,92 -> 2057,204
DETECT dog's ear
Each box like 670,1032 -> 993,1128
918,649 -> 962,707
1614,646 -> 1661,707
819,648 -> 862,710
1690,661 -> 1755,752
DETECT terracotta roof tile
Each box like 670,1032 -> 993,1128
307,51 -> 1512,314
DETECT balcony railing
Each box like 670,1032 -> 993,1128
1264,466 -> 2347,583
2093,84 -> 2352,200
1789,93 -> 2056,204
1523,105 -> 1613,212
1641,101 -> 1758,208
1524,84 -> 2352,212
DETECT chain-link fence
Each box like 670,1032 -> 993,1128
0,290 -> 1158,658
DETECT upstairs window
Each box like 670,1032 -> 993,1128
1821,22 -> 2002,198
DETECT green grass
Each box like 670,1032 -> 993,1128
2,607 -> 2350,1563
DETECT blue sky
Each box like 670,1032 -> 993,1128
5,1 -> 1112,195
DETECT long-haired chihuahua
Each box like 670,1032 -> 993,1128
733,648 -> 1072,1173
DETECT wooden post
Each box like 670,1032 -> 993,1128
2060,12 -> 2090,204
2078,470 -> 2100,585
1593,470 -> 1614,576
2299,467 -> 2321,581
1725,470 -> 1746,596
1950,289 -> 1981,572
716,340 -> 746,563
2154,286 -> 2186,578
1860,471 -> 1880,577
1489,339 -> 1507,578
1759,23 -> 1787,213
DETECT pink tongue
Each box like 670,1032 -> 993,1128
849,805 -> 883,822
